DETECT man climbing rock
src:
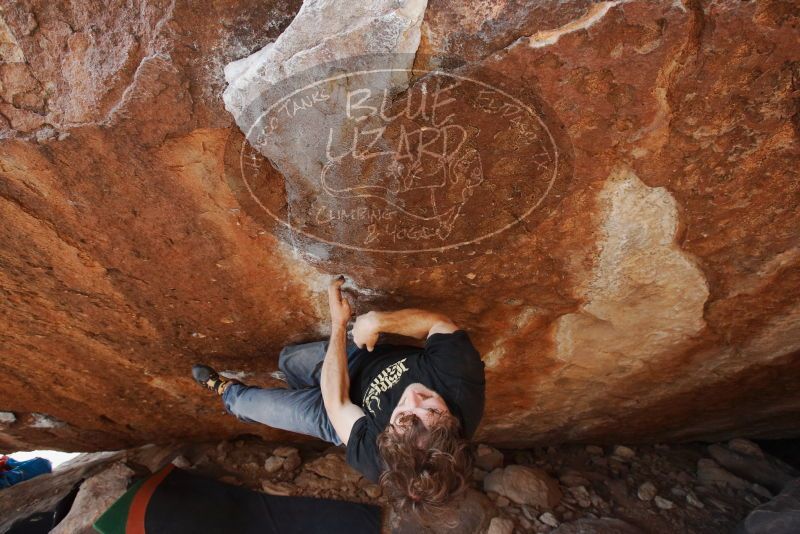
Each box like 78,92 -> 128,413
192,276 -> 485,521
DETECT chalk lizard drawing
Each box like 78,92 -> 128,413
320,122 -> 484,240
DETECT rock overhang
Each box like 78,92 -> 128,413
0,0 -> 798,451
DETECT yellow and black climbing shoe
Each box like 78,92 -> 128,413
192,364 -> 237,395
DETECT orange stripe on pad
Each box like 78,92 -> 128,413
126,464 -> 175,534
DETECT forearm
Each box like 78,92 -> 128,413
372,308 -> 455,339
320,324 -> 350,406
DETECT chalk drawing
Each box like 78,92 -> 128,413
230,65 -> 565,254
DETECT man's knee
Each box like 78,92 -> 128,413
278,341 -> 327,373
277,343 -> 306,372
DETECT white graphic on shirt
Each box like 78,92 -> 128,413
362,358 -> 409,416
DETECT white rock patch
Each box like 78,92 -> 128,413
222,0 -> 429,122
0,411 -> 16,424
555,168 -> 708,368
30,413 -> 66,429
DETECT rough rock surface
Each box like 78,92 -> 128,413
737,478 -> 800,534
6,439 -> 778,534
0,444 -> 180,532
697,458 -> 750,490
0,0 -> 799,451
484,464 -> 563,508
0,452 -> 124,532
487,516 -> 515,534
476,444 -> 505,472
707,443 -> 798,493
50,462 -> 134,534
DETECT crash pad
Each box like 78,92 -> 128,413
94,465 -> 381,534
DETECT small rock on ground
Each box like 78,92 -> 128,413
487,516 -> 515,534
263,455 -> 284,473
484,465 -> 562,508
686,491 -> 705,508
727,438 -> 764,458
540,512 -> 560,527
272,446 -> 299,458
559,470 -> 590,488
612,446 -> 636,460
637,481 -> 657,501
304,453 -> 361,483
283,451 -> 301,471
171,455 -> 191,469
655,496 -> 674,510
475,444 -> 505,472
751,484 -> 772,499
568,485 -> 592,508
261,479 -> 293,496
697,459 -> 749,489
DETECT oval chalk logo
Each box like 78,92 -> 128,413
225,57 -> 567,255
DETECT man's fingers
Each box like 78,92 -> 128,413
353,333 -> 371,351
328,276 -> 345,301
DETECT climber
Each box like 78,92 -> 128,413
192,275 -> 485,523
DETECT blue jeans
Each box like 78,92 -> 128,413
222,337 -> 365,446
0,457 -> 52,489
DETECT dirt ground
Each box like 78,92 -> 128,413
175,436 -> 774,533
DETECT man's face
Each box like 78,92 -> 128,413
390,383 -> 450,430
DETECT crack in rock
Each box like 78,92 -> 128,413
528,1 -> 628,49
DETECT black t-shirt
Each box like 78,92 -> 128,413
345,330 -> 485,483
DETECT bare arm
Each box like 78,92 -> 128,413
352,308 -> 458,351
320,277 -> 366,445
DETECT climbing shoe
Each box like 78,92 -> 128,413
192,364 -> 237,395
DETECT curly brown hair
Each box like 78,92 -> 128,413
377,410 -> 473,526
